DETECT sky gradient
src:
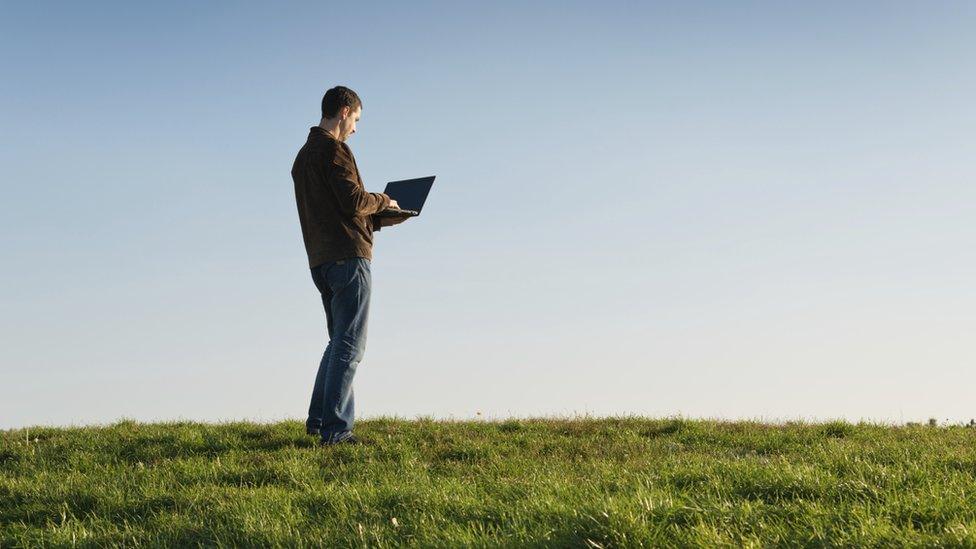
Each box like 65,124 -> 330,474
2,2 -> 974,429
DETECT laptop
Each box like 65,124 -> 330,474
375,176 -> 436,217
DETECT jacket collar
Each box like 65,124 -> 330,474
310,126 -> 340,141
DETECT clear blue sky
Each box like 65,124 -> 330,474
2,2 -> 974,429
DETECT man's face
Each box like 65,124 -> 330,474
338,105 -> 361,141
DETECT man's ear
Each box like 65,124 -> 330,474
339,105 -> 350,120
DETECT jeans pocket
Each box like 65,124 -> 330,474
324,259 -> 356,292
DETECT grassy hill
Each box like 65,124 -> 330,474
2,417 -> 975,547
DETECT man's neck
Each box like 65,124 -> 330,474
318,119 -> 341,141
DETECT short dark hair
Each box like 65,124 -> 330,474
321,86 -> 362,119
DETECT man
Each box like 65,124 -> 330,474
291,86 -> 412,445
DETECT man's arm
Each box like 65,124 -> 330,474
328,146 -> 391,217
370,213 -> 412,232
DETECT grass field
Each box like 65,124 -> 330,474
2,417 -> 975,547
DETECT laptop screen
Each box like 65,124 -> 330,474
383,176 -> 435,212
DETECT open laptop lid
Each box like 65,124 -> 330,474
382,176 -> 435,213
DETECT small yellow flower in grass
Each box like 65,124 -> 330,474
391,517 -> 399,527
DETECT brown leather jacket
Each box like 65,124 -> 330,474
292,126 -> 393,268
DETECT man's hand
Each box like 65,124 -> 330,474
372,204 -> 413,230
383,198 -> 410,226
383,212 -> 412,227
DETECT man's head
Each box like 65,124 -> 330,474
320,86 -> 362,142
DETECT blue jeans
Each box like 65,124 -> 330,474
306,257 -> 371,443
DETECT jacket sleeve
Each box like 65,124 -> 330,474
328,145 -> 391,217
370,214 -> 398,231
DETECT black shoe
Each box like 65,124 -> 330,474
320,433 -> 360,446
306,426 -> 320,436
